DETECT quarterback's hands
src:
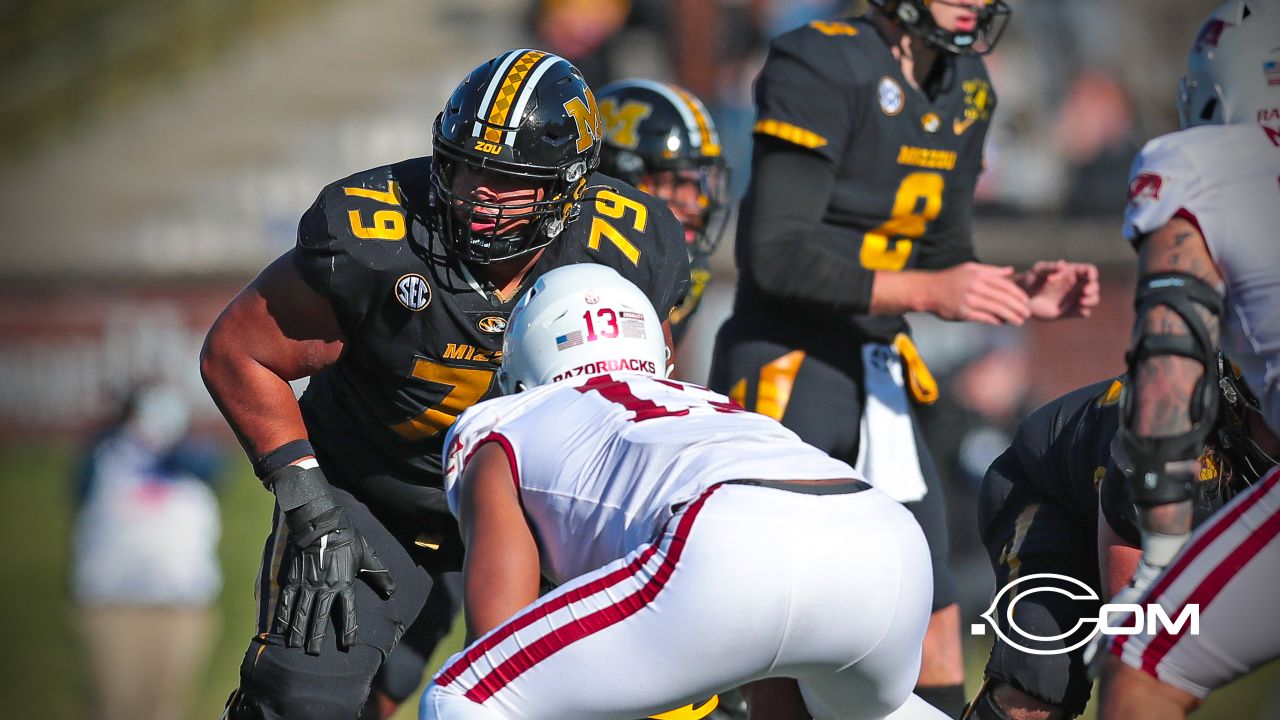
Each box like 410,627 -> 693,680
1019,260 -> 1101,320
925,262 -> 1031,326
269,466 -> 395,656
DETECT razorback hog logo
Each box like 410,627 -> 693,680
1128,172 -> 1163,203
1193,19 -> 1229,53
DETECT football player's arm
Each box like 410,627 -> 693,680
1098,502 -> 1142,600
1123,217 -> 1223,576
744,139 -> 1030,324
457,442 -> 541,644
200,250 -> 343,459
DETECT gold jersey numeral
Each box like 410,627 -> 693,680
860,172 -> 944,271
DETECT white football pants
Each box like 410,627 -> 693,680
421,481 -> 942,719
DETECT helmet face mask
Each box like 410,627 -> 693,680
636,165 -> 730,257
596,79 -> 730,259
1175,0 -> 1280,129
870,0 -> 1013,56
431,50 -> 602,265
1212,355 -> 1278,491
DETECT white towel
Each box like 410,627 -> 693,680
855,342 -> 928,503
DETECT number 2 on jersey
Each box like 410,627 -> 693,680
860,172 -> 944,271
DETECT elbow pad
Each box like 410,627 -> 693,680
1119,271 -> 1223,506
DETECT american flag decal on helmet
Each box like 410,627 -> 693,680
556,331 -> 584,350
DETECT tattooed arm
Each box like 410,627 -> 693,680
1128,217 -> 1223,562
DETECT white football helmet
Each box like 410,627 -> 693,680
1177,0 -> 1280,128
498,264 -> 667,393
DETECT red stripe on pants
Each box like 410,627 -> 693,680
1111,467 -> 1280,659
437,484 -> 723,699
1140,500 -> 1280,674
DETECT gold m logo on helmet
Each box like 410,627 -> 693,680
600,98 -> 653,150
564,88 -> 602,154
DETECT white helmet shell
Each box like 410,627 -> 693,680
1177,0 -> 1280,128
498,264 -> 667,393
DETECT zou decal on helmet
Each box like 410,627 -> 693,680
432,50 -> 603,264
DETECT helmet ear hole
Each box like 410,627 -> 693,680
1200,98 -> 1219,121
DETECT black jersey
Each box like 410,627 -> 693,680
979,379 -> 1124,544
667,255 -> 711,346
293,158 -> 690,491
735,17 -> 993,340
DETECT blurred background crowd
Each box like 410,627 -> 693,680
2,1 -> 1273,719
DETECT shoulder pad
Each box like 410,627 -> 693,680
1014,379 -> 1117,453
1122,130 -> 1207,246
558,174 -> 692,315
299,160 -> 426,259
806,19 -> 860,37
294,159 -> 432,329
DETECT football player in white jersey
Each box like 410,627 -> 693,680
418,264 -> 947,720
1099,1 -> 1280,717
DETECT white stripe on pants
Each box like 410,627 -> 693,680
421,482 -> 941,719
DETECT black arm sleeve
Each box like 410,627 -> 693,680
740,137 -> 877,314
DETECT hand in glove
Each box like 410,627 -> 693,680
269,464 -> 395,655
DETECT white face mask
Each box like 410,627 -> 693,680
128,385 -> 191,451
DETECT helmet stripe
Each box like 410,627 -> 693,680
609,78 -> 705,152
473,49 -> 527,139
502,55 -> 566,146
669,84 -> 722,157
483,50 -> 550,143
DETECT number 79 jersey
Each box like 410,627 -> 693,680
1123,123 -> 1280,433
292,158 -> 690,490
443,374 -> 859,585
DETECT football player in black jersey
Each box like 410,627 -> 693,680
596,79 -> 730,348
201,50 -> 690,720
966,365 -> 1276,720
708,2 -> 1100,715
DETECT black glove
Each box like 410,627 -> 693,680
268,464 -> 396,655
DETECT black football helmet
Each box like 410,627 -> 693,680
868,0 -> 1012,56
432,49 -> 602,264
595,79 -> 729,258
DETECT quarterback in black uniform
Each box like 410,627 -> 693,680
708,1 -> 1099,714
968,365 -> 1276,720
201,50 -> 689,719
595,79 -> 730,347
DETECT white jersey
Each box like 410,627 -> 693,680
1123,123 -> 1280,433
443,373 -> 859,584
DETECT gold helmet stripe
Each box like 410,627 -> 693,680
669,84 -> 722,157
607,78 -> 709,155
500,53 -> 566,145
472,49 -> 527,141
480,49 -> 550,144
